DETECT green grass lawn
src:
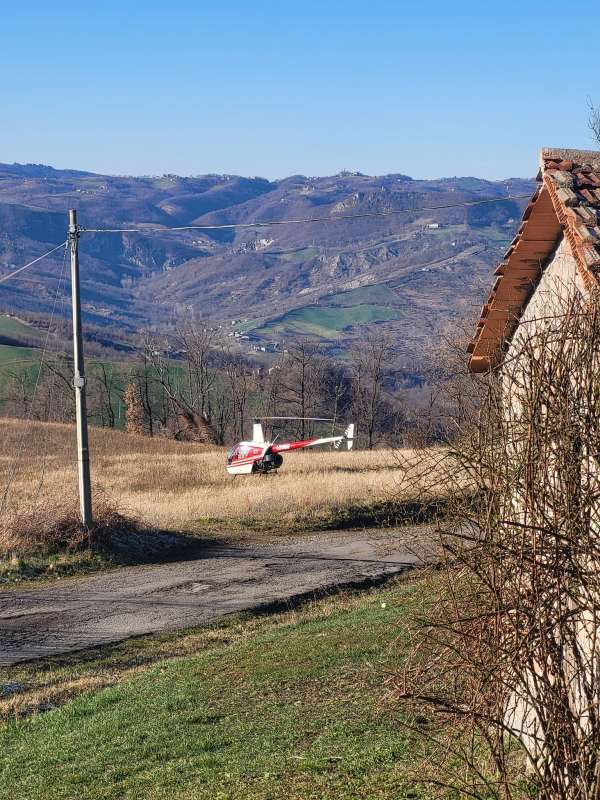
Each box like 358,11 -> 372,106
0,576 -> 442,800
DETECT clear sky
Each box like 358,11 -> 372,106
2,0 -> 598,181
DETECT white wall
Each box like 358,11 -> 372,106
500,234 -> 597,772
506,235 -> 584,361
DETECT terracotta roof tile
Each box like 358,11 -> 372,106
468,147 -> 600,372
573,206 -> 597,224
547,170 -> 574,187
577,226 -> 600,243
556,187 -> 578,205
579,188 -> 598,204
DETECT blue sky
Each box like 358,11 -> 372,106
1,0 -> 598,180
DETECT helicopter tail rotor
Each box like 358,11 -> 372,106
345,424 -> 355,450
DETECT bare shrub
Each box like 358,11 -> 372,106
123,381 -> 146,436
588,99 -> 600,146
0,493 -> 130,557
396,292 -> 600,799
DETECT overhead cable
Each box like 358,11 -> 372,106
79,193 -> 531,234
0,241 -> 68,285
0,241 -> 70,515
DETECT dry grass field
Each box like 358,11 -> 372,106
0,418 -> 447,560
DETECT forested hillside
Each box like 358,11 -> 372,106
0,163 -> 534,359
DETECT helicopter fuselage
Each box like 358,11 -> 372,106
225,422 -> 354,475
226,437 -> 342,475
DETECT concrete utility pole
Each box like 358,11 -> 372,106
68,209 -> 93,527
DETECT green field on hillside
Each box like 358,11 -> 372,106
0,344 -> 40,367
0,315 -> 44,342
327,284 -> 397,306
233,318 -> 260,333
265,246 -> 320,263
256,304 -> 402,338
0,576 -> 444,800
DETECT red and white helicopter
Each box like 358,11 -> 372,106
226,417 -> 355,475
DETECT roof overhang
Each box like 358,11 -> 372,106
467,148 -> 600,373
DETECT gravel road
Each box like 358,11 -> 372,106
0,528 -> 429,665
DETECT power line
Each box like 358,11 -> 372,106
0,242 -> 70,515
0,194 -> 527,285
31,242 -> 72,507
79,193 -> 531,234
0,242 -> 491,374
0,241 -> 68,285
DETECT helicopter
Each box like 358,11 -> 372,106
226,417 -> 355,476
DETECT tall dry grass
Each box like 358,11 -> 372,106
0,418 -> 445,542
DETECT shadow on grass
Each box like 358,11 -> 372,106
312,497 -> 451,530
0,528 -> 230,587
3,568 -> 414,697
196,497 -> 453,538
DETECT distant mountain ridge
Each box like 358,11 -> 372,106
0,162 -> 535,357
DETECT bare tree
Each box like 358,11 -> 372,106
209,381 -> 233,445
179,324 -> 219,421
123,381 -> 145,435
258,362 -> 283,419
222,350 -> 253,441
36,361 -> 73,423
351,333 -> 393,449
278,340 -> 326,438
320,361 -> 352,432
1,358 -> 73,423
2,367 -> 34,418
398,292 -> 600,799
91,363 -> 121,428
144,325 -> 219,444
588,98 -> 600,145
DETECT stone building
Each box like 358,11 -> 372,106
468,147 -> 600,371
467,148 -> 600,774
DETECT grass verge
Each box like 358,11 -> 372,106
0,498 -> 443,587
192,498 -> 448,539
0,548 -> 114,585
0,574 -> 441,800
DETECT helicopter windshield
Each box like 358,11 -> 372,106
226,443 -> 262,465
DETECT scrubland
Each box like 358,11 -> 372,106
0,418 -> 446,537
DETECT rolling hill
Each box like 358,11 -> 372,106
0,163 -> 535,359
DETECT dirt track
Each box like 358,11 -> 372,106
0,528 -> 430,665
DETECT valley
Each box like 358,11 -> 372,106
0,163 -> 534,360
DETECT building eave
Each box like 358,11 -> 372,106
467,148 -> 600,373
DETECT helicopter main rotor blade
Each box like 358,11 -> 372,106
254,416 -> 335,422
